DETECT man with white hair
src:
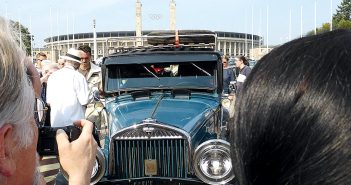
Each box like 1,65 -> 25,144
47,48 -> 90,127
0,17 -> 96,185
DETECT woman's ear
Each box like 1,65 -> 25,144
0,124 -> 16,177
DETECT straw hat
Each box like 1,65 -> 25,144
59,48 -> 81,63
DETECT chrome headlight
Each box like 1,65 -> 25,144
61,147 -> 106,184
194,139 -> 234,184
221,98 -> 231,110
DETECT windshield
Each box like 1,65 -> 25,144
105,61 -> 217,92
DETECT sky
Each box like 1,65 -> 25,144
0,0 -> 342,47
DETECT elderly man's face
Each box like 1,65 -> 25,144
1,119 -> 41,185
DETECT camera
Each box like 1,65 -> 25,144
37,125 -> 100,156
37,126 -> 81,155
229,81 -> 237,94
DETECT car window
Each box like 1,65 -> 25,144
106,61 -> 217,92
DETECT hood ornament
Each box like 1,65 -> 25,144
142,127 -> 155,133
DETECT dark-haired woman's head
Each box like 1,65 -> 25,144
222,55 -> 229,68
231,30 -> 351,185
235,55 -> 248,69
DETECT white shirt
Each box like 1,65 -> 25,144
47,66 -> 90,127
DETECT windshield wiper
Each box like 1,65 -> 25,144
141,64 -> 160,80
191,63 -> 211,76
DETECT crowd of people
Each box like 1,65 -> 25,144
0,16 -> 97,185
33,33 -> 102,185
0,14 -> 350,185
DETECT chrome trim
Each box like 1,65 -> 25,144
98,176 -> 208,184
91,148 -> 106,184
108,119 -> 192,176
193,139 -> 234,185
194,139 -> 230,155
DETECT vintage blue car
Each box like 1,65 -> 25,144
90,31 -> 235,185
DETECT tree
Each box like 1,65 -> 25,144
336,19 -> 351,29
10,20 -> 32,55
306,23 -> 331,36
307,0 -> 351,36
333,0 -> 351,23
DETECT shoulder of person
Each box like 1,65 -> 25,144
47,69 -> 60,80
90,62 -> 101,73
243,66 -> 252,74
74,70 -> 87,80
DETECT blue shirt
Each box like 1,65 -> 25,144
223,68 -> 235,94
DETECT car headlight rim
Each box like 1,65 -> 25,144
194,139 -> 235,184
221,98 -> 231,110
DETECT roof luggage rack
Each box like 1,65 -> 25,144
105,30 -> 217,55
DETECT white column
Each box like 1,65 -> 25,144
223,42 -> 227,55
234,42 -> 237,56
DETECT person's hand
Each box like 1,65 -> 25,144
40,72 -> 52,83
56,119 -> 97,185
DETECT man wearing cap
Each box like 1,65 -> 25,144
46,48 -> 90,127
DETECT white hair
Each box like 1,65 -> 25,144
0,17 -> 35,148
42,62 -> 59,73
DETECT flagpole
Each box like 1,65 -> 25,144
259,8 -> 262,49
50,8 -> 54,60
72,13 -> 75,48
66,14 -> 70,49
18,11 -> 22,47
330,0 -> 333,31
57,9 -> 60,57
289,9 -> 292,41
300,6 -> 303,38
251,5 -> 254,58
245,11 -> 248,57
314,1 -> 317,35
30,16 -> 33,59
93,19 -> 97,61
266,5 -> 269,54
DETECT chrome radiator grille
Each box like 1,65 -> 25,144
111,122 -> 190,179
114,139 -> 188,179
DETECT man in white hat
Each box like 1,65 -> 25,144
47,48 -> 90,127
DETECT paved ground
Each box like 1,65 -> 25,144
39,156 -> 59,185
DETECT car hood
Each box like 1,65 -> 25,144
106,93 -> 219,136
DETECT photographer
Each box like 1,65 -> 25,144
0,17 -> 97,185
